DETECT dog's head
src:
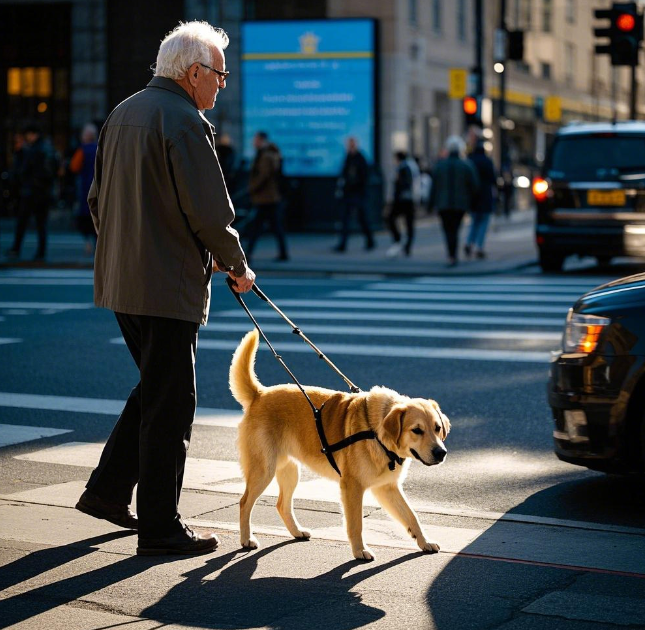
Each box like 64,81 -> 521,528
371,387 -> 451,467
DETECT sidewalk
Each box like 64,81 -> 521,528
0,210 -> 538,277
2,479 -> 645,629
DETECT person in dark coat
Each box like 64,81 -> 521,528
69,123 -> 99,255
5,123 -> 59,261
465,135 -> 497,259
333,137 -> 375,252
245,131 -> 289,262
428,136 -> 479,267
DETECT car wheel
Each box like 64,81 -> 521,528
596,256 -> 612,267
539,249 -> 565,273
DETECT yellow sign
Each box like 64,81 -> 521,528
544,96 -> 562,122
448,68 -> 468,99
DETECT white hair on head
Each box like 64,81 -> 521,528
154,21 -> 229,80
445,135 -> 466,157
82,123 -> 98,142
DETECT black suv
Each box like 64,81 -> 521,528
533,121 -> 645,272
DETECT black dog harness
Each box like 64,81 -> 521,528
226,278 -> 403,476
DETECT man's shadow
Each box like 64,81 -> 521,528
142,540 -> 424,630
0,530 -> 145,627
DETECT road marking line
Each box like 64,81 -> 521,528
253,298 -> 568,314
413,276 -> 610,287
332,290 -> 577,304
216,309 -> 565,327
114,338 -> 550,363
0,392 -> 242,427
0,424 -> 73,448
0,279 -> 95,285
366,282 -> 595,295
203,321 -> 560,342
0,338 -> 21,345
0,302 -> 94,310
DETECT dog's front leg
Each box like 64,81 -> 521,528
371,483 -> 440,553
340,477 -> 374,561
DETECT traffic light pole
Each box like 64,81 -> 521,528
631,62 -> 637,119
499,0 -> 508,176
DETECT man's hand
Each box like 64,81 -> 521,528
228,267 -> 255,293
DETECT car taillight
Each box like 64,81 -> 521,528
532,177 -> 549,201
562,310 -> 610,354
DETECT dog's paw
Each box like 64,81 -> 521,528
420,540 -> 440,554
353,547 -> 375,561
241,535 -> 259,550
294,528 -> 311,541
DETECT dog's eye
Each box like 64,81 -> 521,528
412,427 -> 424,435
435,424 -> 441,433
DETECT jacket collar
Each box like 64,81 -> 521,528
146,76 -> 216,134
146,76 -> 198,108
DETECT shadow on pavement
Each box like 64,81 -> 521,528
141,539 -> 423,629
0,530 -> 140,627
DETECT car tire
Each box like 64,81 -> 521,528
539,249 -> 565,273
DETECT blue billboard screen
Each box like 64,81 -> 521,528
241,19 -> 376,177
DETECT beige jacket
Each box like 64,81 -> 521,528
89,77 -> 247,325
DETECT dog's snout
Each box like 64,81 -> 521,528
432,446 -> 447,462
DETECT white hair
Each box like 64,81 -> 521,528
81,123 -> 97,142
154,21 -> 229,80
445,135 -> 466,157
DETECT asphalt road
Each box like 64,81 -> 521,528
1,267 -> 642,528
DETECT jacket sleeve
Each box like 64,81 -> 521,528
88,141 -> 102,234
169,122 -> 247,276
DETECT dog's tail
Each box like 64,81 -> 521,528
229,329 -> 264,409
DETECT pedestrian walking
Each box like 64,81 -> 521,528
428,136 -> 479,267
465,133 -> 497,259
5,123 -> 59,261
386,151 -> 418,257
69,123 -> 99,255
333,137 -> 375,252
76,21 -> 255,557
244,131 -> 289,262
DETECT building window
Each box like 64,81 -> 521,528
514,0 -> 532,30
565,42 -> 575,84
409,0 -> 417,25
566,0 -> 575,24
457,0 -> 467,42
433,0 -> 442,33
542,0 -> 552,33
541,61 -> 552,79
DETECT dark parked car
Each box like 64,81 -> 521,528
549,273 -> 645,473
533,121 -> 645,272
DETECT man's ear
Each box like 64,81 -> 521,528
382,405 -> 406,446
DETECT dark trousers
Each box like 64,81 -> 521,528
337,192 -> 374,249
438,209 -> 466,259
86,313 -> 199,538
245,202 -> 289,259
387,199 -> 415,254
12,195 -> 50,257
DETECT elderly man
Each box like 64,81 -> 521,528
75,21 -> 255,556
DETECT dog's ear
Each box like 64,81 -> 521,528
382,404 -> 406,446
440,412 -> 451,440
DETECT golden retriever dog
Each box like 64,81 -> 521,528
229,330 -> 451,561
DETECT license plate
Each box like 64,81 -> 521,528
587,189 -> 626,206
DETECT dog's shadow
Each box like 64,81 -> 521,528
142,539 -> 423,630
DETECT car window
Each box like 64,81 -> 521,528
547,135 -> 645,180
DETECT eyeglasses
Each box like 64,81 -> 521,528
198,62 -> 229,81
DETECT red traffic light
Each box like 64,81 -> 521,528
616,12 -> 636,32
463,96 -> 478,115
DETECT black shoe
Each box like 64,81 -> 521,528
275,255 -> 289,262
476,250 -> 486,259
332,244 -> 346,253
137,523 -> 219,556
76,490 -> 138,530
464,244 -> 472,258
365,241 -> 376,251
32,254 -> 45,262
